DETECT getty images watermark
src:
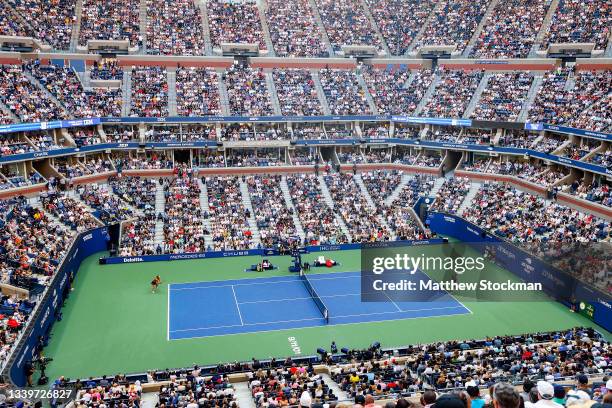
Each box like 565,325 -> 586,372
359,242 -> 575,303
370,252 -> 542,292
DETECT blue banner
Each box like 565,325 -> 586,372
426,212 -> 612,332
391,116 -> 472,127
0,143 -> 140,164
542,124 -> 612,142
0,118 -> 100,135
102,239 -> 445,264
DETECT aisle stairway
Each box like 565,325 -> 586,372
196,178 -> 214,249
354,173 -> 396,240
238,178 -> 263,247
457,182 -> 482,214
154,182 -> 165,247
317,175 -> 352,242
280,176 -> 307,242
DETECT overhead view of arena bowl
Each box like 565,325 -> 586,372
0,0 -> 610,406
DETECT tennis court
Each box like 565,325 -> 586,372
167,270 -> 471,340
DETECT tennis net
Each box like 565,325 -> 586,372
299,270 -> 329,324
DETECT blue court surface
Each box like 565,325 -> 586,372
167,271 -> 471,340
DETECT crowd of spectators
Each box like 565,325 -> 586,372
0,64 -> 65,122
363,123 -> 390,138
246,175 -> 298,248
6,0 -> 74,50
430,177 -> 471,213
146,0 -> 205,55
369,172 -> 433,240
564,181 -> 612,208
408,152 -> 442,168
559,138 -> 599,161
0,5 -> 34,41
265,0 -> 328,57
287,174 -> 348,245
250,366 -> 336,408
89,59 -> 123,81
589,149 -> 612,169
225,65 -> 274,116
206,176 -> 255,250
568,94 -> 611,133
0,111 -> 14,125
528,68 -> 610,129
361,170 -> 402,203
115,153 -> 173,171
469,0 -> 549,58
542,0 -> 611,50
528,168 -> 568,186
0,295 -> 33,368
69,127 -> 101,147
325,173 -> 390,242
0,134 -> 36,156
471,73 -> 533,121
462,183 -> 610,243
412,0 -> 490,53
162,169 -> 207,254
461,156 -> 490,172
292,125 -> 327,140
181,125 -> 218,142
130,67 -> 169,117
157,370 -> 236,408
72,377 -> 142,406
0,196 -> 72,288
273,69 -> 323,116
458,129 -> 494,145
28,62 -> 122,118
226,150 -> 283,167
111,176 -> 158,256
207,0 -> 266,49
337,150 -> 364,164
176,67 -> 221,116
0,198 -> 73,364
221,124 -> 280,142
315,0 -> 383,53
366,0 -> 436,55
79,0 -> 140,47
532,134 -> 566,154
1,167 -> 44,188
421,69 -> 484,118
291,153 -> 319,165
498,130 -> 539,149
485,160 -> 546,182
319,69 -> 371,115
41,193 -> 101,232
362,66 -> 433,115
78,183 -> 134,224
105,126 -> 139,143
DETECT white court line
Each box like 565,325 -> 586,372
231,285 -> 244,326
237,292 -> 362,305
167,284 -> 171,341
417,269 -> 473,315
169,307 -> 471,341
171,315 -> 324,332
169,273 -> 359,292
383,291 -> 402,312
169,305 -> 467,333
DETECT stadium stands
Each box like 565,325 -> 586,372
265,0 -> 329,57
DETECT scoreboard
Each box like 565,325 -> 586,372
578,301 -> 595,320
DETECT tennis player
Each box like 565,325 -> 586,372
151,275 -> 162,293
